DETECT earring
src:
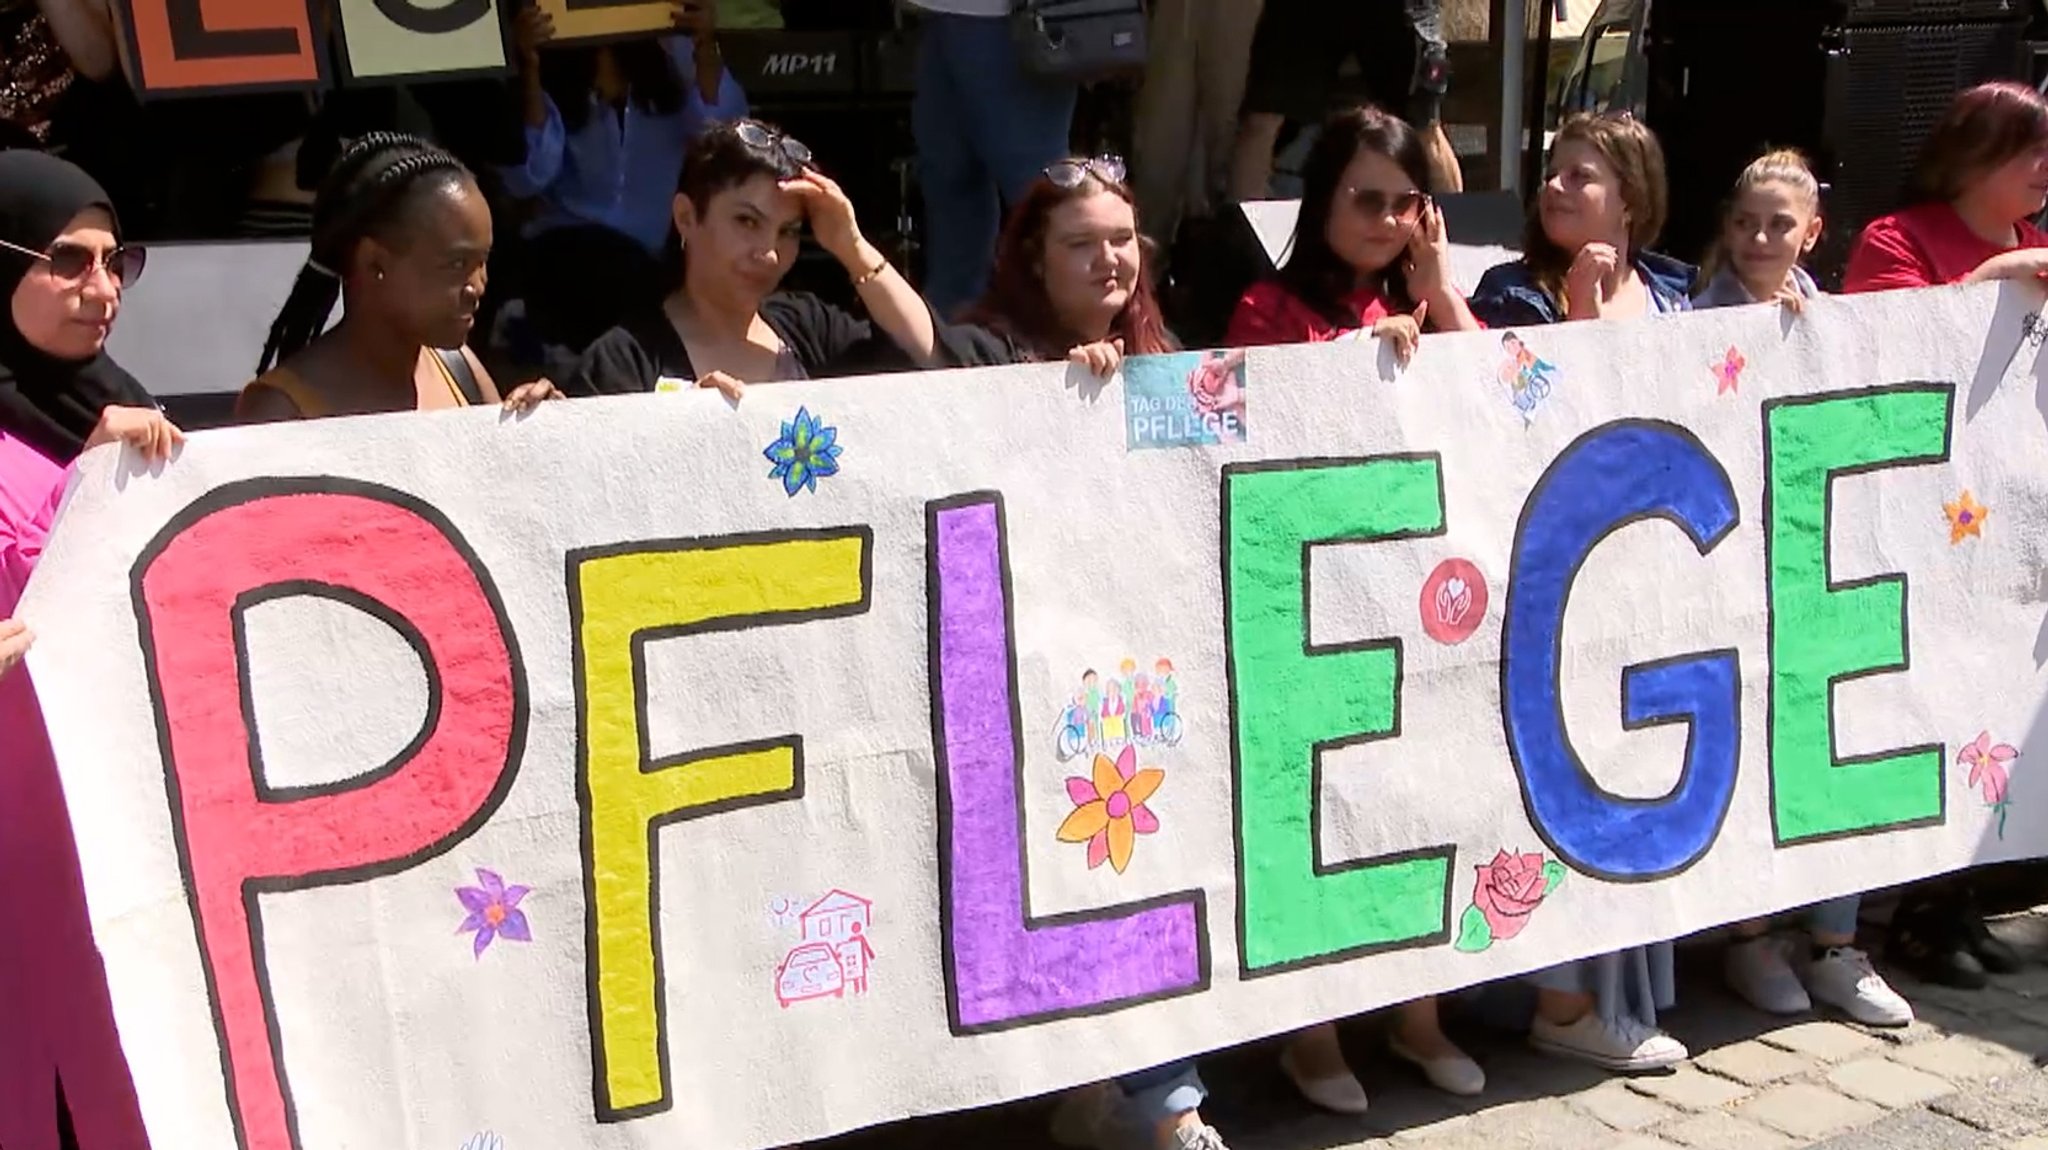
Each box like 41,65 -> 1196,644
375,270 -> 385,281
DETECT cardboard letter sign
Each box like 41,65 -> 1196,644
116,0 -> 321,95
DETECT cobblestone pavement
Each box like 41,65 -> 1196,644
820,913 -> 2048,1150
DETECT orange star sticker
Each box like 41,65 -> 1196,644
1944,490 -> 1988,545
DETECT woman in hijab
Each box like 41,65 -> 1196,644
0,146 -> 178,1150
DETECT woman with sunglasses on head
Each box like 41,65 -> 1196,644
564,119 -> 940,398
940,156 -> 1231,1150
1228,106 -> 1482,360
942,155 -> 1173,376
238,134 -> 555,422
1469,113 -> 1696,1074
0,146 -> 177,1150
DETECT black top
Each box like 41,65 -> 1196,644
565,291 -> 924,395
933,322 -> 1038,369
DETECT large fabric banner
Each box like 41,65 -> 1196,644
19,283 -> 2048,1150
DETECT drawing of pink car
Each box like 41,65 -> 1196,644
774,942 -> 845,1007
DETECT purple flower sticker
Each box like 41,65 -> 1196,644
456,868 -> 532,958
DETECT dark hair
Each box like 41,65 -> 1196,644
1280,105 -> 1434,326
962,171 -> 1173,360
677,120 -> 804,208
1523,112 -> 1668,303
1912,82 -> 2048,204
540,42 -> 684,135
256,133 -> 474,375
666,120 -> 808,284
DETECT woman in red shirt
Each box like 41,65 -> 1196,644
1225,106 -> 1482,357
1843,81 -> 2048,291
1222,106 -> 1487,1116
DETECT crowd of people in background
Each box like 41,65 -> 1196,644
5,0 -> 2048,1145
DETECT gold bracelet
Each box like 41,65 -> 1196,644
851,256 -> 889,287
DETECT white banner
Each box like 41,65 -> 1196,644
20,283 -> 2048,1150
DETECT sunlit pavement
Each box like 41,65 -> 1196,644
816,911 -> 2048,1150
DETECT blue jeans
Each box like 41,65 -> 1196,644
1798,894 -> 1863,938
1116,1060 -> 1207,1125
912,11 -> 1078,316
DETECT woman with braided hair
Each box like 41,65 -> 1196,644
236,133 -> 556,421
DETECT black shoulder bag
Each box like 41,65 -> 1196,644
1010,0 -> 1148,82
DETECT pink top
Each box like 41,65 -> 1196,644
0,431 -> 150,1149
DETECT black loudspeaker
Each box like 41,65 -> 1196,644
1646,0 -> 2026,286
1818,20 -> 2032,276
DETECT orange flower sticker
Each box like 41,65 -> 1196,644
1944,490 -> 1988,545
1056,746 -> 1163,874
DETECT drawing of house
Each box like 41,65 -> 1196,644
798,890 -> 871,945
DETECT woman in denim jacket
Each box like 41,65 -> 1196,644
1468,112 -> 1697,1072
1471,113 -> 1692,328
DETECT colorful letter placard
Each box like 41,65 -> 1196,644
533,0 -> 674,44
116,0 -> 321,95
332,0 -> 507,83
20,283 -> 2048,1150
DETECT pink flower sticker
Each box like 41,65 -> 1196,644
1959,731 -> 2019,838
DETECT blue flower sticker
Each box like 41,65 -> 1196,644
763,406 -> 843,497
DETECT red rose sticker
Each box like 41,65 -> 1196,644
1419,558 -> 1488,645
1455,848 -> 1566,953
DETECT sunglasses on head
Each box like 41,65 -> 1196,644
735,120 -> 813,175
1346,187 -> 1428,222
1044,155 -> 1127,189
0,237 -> 147,287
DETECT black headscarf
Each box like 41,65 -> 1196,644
0,149 -> 154,464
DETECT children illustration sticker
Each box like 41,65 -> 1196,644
1419,558 -> 1488,645
1714,346 -> 1746,395
1958,731 -> 2018,839
772,890 -> 876,1008
1454,849 -> 1566,953
1055,746 -> 1165,874
1125,350 -> 1247,450
764,406 -> 843,497
1496,331 -> 1559,421
1944,490 -> 1988,545
1052,657 -> 1183,761
455,869 -> 532,958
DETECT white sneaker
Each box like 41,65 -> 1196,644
1170,1123 -> 1233,1150
1389,1033 -> 1486,1096
1725,935 -> 1812,1015
1279,1042 -> 1371,1114
1530,1011 -> 1688,1071
1805,946 -> 1914,1027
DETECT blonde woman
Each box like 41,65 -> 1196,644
1691,149 -> 1912,1027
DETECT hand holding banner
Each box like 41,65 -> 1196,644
19,283 -> 2048,1150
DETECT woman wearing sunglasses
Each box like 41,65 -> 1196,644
565,119 -> 941,397
1211,108 -> 1487,1123
0,146 -> 174,1149
1226,105 -> 1482,362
